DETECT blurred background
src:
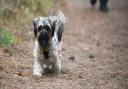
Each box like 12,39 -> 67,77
0,0 -> 128,89
0,0 -> 64,46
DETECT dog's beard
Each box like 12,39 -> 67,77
37,33 -> 50,49
37,33 -> 51,59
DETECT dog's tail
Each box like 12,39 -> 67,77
49,10 -> 66,24
56,10 -> 66,24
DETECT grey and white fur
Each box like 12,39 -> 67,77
32,11 -> 66,76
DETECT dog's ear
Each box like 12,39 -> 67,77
54,11 -> 65,41
57,23 -> 64,42
48,19 -> 56,37
48,18 -> 64,42
51,21 -> 56,37
32,19 -> 38,37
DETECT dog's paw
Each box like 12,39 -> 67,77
33,72 -> 42,76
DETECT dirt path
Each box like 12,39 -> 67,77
0,0 -> 128,89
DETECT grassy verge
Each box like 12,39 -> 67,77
0,0 -> 53,47
0,0 -> 53,25
0,28 -> 16,47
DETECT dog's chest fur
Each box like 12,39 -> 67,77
33,32 -> 59,64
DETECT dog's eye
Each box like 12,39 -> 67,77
44,25 -> 51,32
38,26 -> 43,31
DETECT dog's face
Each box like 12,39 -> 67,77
32,17 -> 55,48
37,25 -> 51,48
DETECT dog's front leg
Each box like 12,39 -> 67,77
33,57 -> 44,76
33,40 -> 45,76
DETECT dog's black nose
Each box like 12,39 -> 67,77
40,32 -> 49,40
41,30 -> 48,34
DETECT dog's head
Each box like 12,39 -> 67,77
32,17 -> 55,49
32,11 -> 66,49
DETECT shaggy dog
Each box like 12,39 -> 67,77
32,11 -> 65,76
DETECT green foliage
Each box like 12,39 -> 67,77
0,0 -> 53,47
0,0 -> 53,25
0,28 -> 16,47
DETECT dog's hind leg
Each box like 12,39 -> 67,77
51,55 -> 61,74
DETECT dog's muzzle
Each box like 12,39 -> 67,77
38,32 -> 49,48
